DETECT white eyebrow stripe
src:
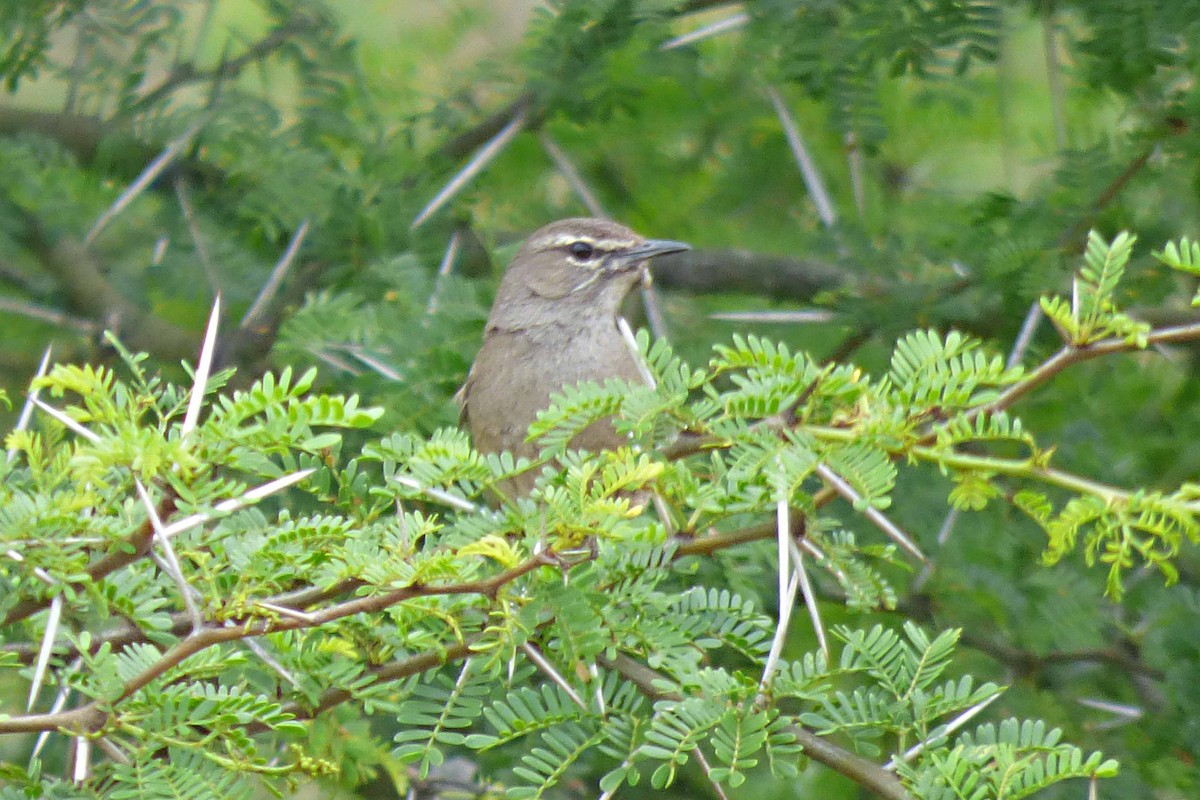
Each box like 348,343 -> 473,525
540,233 -> 639,251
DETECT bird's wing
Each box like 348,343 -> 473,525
453,374 -> 470,427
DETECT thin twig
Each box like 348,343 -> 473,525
123,16 -> 315,117
3,508 -> 1163,748
20,215 -> 198,361
1056,148 -> 1155,252
436,92 -> 535,162
0,555 -> 552,735
675,519 -> 776,557
917,295 -> 1043,590
813,421 -> 1154,509
977,320 -> 1200,423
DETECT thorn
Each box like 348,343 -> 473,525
660,12 -> 749,50
412,111 -> 527,228
182,296 -> 221,438
240,219 -> 310,330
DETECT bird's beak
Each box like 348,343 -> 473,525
612,238 -> 691,270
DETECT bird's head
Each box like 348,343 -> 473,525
493,218 -> 690,323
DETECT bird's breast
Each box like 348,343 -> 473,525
464,320 -> 642,457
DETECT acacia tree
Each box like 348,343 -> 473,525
1,2 -> 1199,798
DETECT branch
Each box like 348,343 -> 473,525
266,640 -> 478,728
18,213 -> 198,363
973,320 -> 1200,426
898,595 -> 1163,685
119,15 -> 320,118
3,507 -> 807,666
0,489 -> 1156,795
677,0 -> 744,14
0,106 -> 109,163
0,553 -> 554,736
436,92 -> 537,162
9,304 -> 1188,725
0,105 -> 222,188
964,630 -> 1163,681
1,494 -> 177,628
600,652 -> 913,800
0,296 -> 97,335
1056,147 -> 1155,254
2,577 -> 365,665
650,248 -> 846,302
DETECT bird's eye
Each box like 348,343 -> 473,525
568,241 -> 595,260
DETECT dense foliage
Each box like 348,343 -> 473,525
2,1 -> 1199,798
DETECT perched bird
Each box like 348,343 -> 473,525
459,217 -> 690,494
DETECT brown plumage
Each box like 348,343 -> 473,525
458,218 -> 689,495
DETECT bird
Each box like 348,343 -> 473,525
458,217 -> 690,495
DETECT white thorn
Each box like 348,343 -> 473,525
182,296 -> 221,438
